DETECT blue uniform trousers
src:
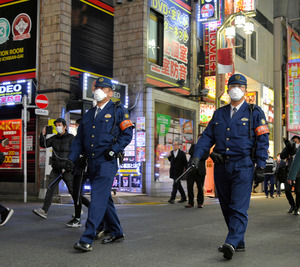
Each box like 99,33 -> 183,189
214,156 -> 254,248
80,158 -> 123,244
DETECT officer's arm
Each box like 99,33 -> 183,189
111,108 -> 133,153
253,109 -> 269,168
193,117 -> 215,159
287,148 -> 300,181
68,122 -> 84,163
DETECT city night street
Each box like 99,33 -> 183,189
1,195 -> 300,267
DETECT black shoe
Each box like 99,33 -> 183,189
288,206 -> 295,213
185,204 -> 193,208
94,229 -> 110,240
102,235 -> 125,244
0,209 -> 14,226
218,244 -> 244,252
294,208 -> 300,215
74,241 -> 92,252
270,195 -> 274,198
198,205 -> 203,208
177,199 -> 187,203
221,243 -> 235,260
168,199 -> 175,204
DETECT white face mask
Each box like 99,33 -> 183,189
94,89 -> 107,102
229,87 -> 245,101
56,126 -> 64,134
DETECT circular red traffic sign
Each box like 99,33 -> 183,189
35,94 -> 49,109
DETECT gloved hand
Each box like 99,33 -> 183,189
65,160 -> 74,172
0,151 -> 5,166
254,167 -> 265,183
78,156 -> 87,169
190,157 -> 200,169
104,149 -> 115,161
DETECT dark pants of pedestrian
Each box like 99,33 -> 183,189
187,170 -> 205,206
275,179 -> 282,196
214,156 -> 254,249
43,169 -> 74,213
285,177 -> 300,209
80,158 -> 122,245
170,179 -> 186,201
73,171 -> 90,218
264,174 -> 275,197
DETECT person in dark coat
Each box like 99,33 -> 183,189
185,134 -> 209,208
33,118 -> 75,221
168,141 -> 187,204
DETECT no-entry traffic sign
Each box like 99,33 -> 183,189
35,94 -> 49,109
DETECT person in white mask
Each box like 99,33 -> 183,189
33,118 -> 76,222
190,73 -> 269,260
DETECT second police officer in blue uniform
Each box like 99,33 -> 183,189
68,77 -> 133,252
191,74 -> 269,260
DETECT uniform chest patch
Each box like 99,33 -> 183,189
125,113 -> 129,118
261,119 -> 266,125
105,114 -> 112,118
241,118 -> 249,121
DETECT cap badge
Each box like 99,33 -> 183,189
236,75 -> 241,80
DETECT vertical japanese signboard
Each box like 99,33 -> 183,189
0,0 -> 37,81
287,63 -> 300,132
147,0 -> 191,94
0,119 -> 22,169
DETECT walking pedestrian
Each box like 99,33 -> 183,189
167,141 -> 187,204
190,74 -> 269,260
281,136 -> 300,215
33,118 -> 76,223
264,151 -> 276,198
185,135 -> 209,208
68,77 -> 133,252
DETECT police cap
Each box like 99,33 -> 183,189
94,77 -> 113,89
54,118 -> 66,126
228,74 -> 247,86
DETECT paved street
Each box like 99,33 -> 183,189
0,194 -> 300,267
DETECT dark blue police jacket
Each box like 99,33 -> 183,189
194,101 -> 269,168
68,100 -> 133,162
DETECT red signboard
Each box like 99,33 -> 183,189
0,119 -> 22,169
35,94 -> 48,109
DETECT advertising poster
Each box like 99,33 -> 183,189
157,113 -> 171,136
245,91 -> 257,105
136,117 -> 145,131
287,63 -> 300,132
0,119 -> 22,169
287,27 -> 300,63
200,104 -> 215,124
116,163 -> 142,193
148,0 -> 191,94
0,0 -> 37,81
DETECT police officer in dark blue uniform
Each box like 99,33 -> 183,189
191,74 -> 269,260
68,77 -> 133,252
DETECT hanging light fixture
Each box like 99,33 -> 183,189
235,14 -> 246,28
244,21 -> 254,34
225,26 -> 236,39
